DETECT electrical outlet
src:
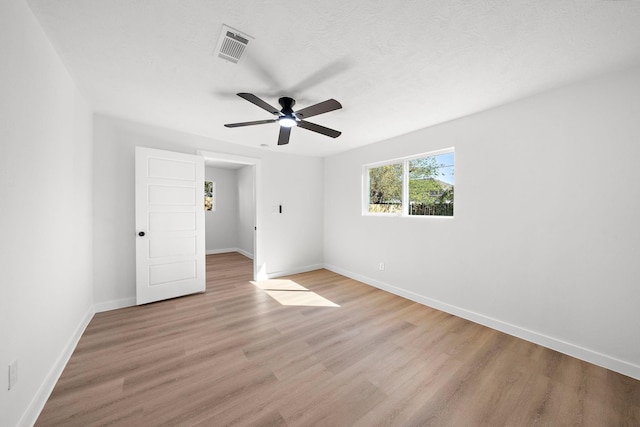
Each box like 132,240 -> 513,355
379,262 -> 385,271
8,360 -> 18,390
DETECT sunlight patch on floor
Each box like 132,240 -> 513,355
251,279 -> 340,307
264,290 -> 340,307
252,279 -> 308,291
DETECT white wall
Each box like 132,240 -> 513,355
93,115 -> 324,309
237,165 -> 256,258
0,0 -> 94,425
324,64 -> 640,380
205,166 -> 239,253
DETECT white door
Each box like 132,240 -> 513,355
135,147 -> 205,305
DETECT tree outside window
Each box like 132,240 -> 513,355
368,163 -> 403,213
408,153 -> 454,216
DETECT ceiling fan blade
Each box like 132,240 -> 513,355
237,93 -> 281,115
224,119 -> 276,128
297,120 -> 341,138
295,99 -> 342,119
277,126 -> 292,145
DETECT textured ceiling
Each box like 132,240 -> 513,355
26,0 -> 640,157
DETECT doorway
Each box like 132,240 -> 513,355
198,151 -> 262,281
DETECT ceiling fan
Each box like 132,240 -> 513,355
224,93 -> 342,146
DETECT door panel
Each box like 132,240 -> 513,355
149,212 -> 196,231
148,157 -> 196,180
135,147 -> 205,305
148,260 -> 196,285
149,237 -> 196,258
148,185 -> 196,205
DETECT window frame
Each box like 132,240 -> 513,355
362,147 -> 454,218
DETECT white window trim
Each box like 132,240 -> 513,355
362,147 -> 455,218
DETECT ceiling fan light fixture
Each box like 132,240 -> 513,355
279,116 -> 297,128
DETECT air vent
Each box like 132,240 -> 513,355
215,25 -> 251,64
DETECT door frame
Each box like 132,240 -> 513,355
197,151 -> 263,281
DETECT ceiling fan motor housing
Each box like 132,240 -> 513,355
278,97 -> 296,115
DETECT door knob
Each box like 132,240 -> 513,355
138,231 -> 145,237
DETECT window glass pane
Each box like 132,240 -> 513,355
409,152 -> 454,216
368,163 -> 403,213
204,181 -> 215,211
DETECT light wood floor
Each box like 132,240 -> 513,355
37,253 -> 639,426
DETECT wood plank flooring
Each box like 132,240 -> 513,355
36,253 -> 639,426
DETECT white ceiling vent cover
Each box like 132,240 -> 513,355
215,25 -> 252,64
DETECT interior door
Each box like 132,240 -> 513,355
135,147 -> 205,305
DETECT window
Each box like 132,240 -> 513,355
367,163 -> 403,213
364,148 -> 454,217
204,181 -> 215,211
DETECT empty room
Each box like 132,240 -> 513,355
2,0 -> 639,426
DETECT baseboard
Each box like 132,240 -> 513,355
206,248 -> 253,259
94,297 -> 136,313
19,305 -> 95,427
324,264 -> 640,381
206,248 -> 237,255
267,263 -> 324,279
235,248 -> 254,260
